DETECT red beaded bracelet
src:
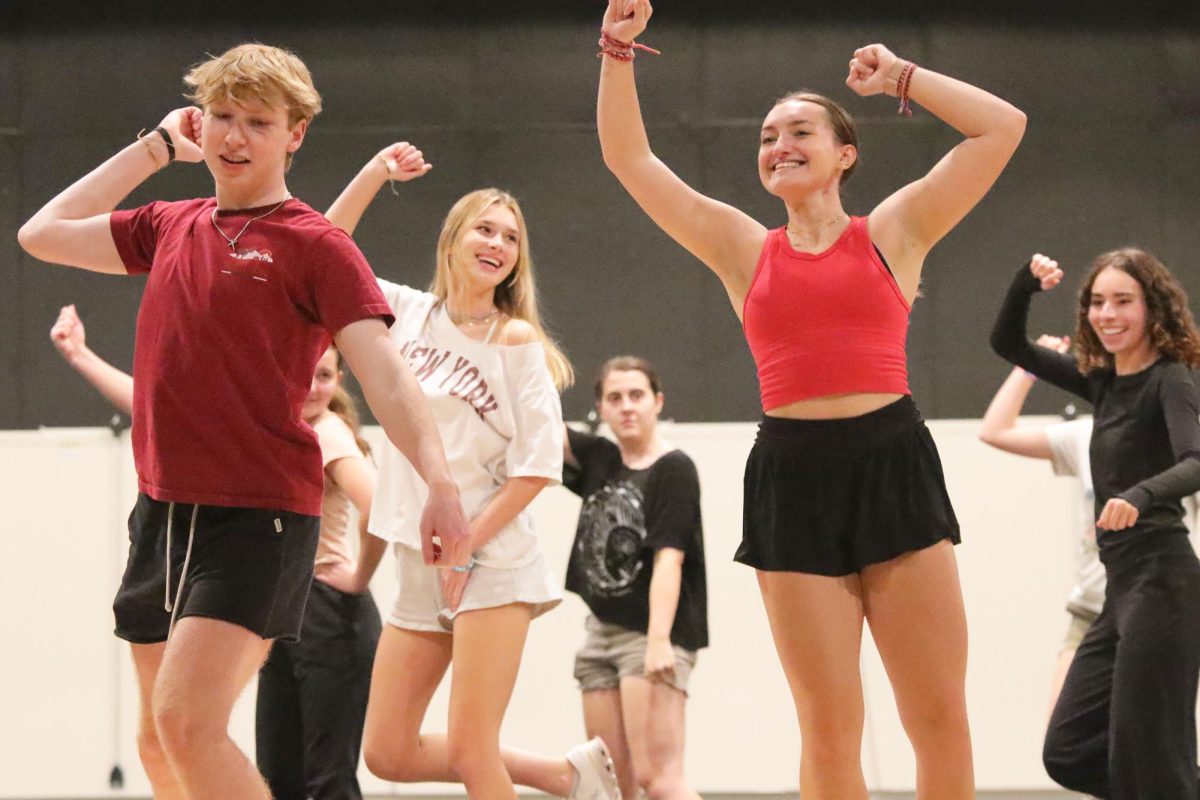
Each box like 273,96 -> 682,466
597,29 -> 661,62
896,62 -> 917,116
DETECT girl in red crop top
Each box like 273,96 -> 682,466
597,1 -> 1025,796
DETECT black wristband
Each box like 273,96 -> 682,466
154,126 -> 176,163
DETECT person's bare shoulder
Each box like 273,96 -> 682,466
495,317 -> 538,346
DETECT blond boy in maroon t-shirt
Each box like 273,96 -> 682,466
18,44 -> 469,800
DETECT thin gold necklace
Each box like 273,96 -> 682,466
449,307 -> 501,326
210,194 -> 291,251
786,212 -> 847,242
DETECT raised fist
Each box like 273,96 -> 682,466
1029,253 -> 1064,292
602,0 -> 653,45
846,44 -> 902,97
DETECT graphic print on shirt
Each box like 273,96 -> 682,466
229,249 -> 274,263
219,249 -> 273,282
397,338 -> 500,421
575,480 -> 646,598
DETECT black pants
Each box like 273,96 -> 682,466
256,579 -> 382,800
1043,533 -> 1200,799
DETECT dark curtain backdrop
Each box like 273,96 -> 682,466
5,2 -> 1199,426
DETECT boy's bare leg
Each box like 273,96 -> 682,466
130,642 -> 185,799
152,617 -> 273,800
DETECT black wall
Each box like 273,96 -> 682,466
6,3 -> 1200,426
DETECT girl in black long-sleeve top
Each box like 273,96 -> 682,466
992,249 -> 1200,800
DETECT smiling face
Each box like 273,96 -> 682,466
758,99 -> 857,198
597,369 -> 663,447
452,203 -> 521,294
1087,266 -> 1151,363
303,346 -> 339,423
202,96 -> 307,194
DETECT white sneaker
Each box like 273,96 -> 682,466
566,737 -> 622,800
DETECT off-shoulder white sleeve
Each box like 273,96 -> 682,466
504,346 -> 564,485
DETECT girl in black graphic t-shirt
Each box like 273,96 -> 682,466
992,250 -> 1200,799
564,356 -> 708,800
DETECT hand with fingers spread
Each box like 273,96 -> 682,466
603,0 -> 652,44
846,44 -> 903,97
1097,497 -> 1139,531
50,304 -> 87,361
1029,253 -> 1064,291
155,107 -> 205,164
373,141 -> 432,184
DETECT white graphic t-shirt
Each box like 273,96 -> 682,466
368,281 -> 564,569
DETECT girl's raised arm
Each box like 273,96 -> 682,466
978,334 -> 1071,460
325,142 -> 431,236
598,0 -> 765,300
862,46 -> 1026,277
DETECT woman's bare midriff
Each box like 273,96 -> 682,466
765,392 -> 905,420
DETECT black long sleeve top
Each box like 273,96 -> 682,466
991,265 -> 1200,557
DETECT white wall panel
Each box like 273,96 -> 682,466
3,418 -> 1178,796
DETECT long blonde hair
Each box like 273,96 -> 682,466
430,189 -> 574,390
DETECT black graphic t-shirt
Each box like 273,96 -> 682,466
564,428 -> 708,651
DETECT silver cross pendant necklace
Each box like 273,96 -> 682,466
210,194 -> 292,251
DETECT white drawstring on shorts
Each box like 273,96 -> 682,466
162,502 -> 200,640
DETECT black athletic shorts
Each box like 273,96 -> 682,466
113,493 -> 321,644
735,396 -> 961,576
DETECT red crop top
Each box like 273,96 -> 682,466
742,216 -> 911,411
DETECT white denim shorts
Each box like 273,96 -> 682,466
388,543 -> 562,633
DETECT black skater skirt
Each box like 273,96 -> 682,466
735,396 -> 960,576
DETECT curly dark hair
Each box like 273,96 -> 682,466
1074,248 -> 1200,371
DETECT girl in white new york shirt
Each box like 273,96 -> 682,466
326,144 -> 621,800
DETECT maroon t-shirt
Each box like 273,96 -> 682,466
109,197 -> 394,516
